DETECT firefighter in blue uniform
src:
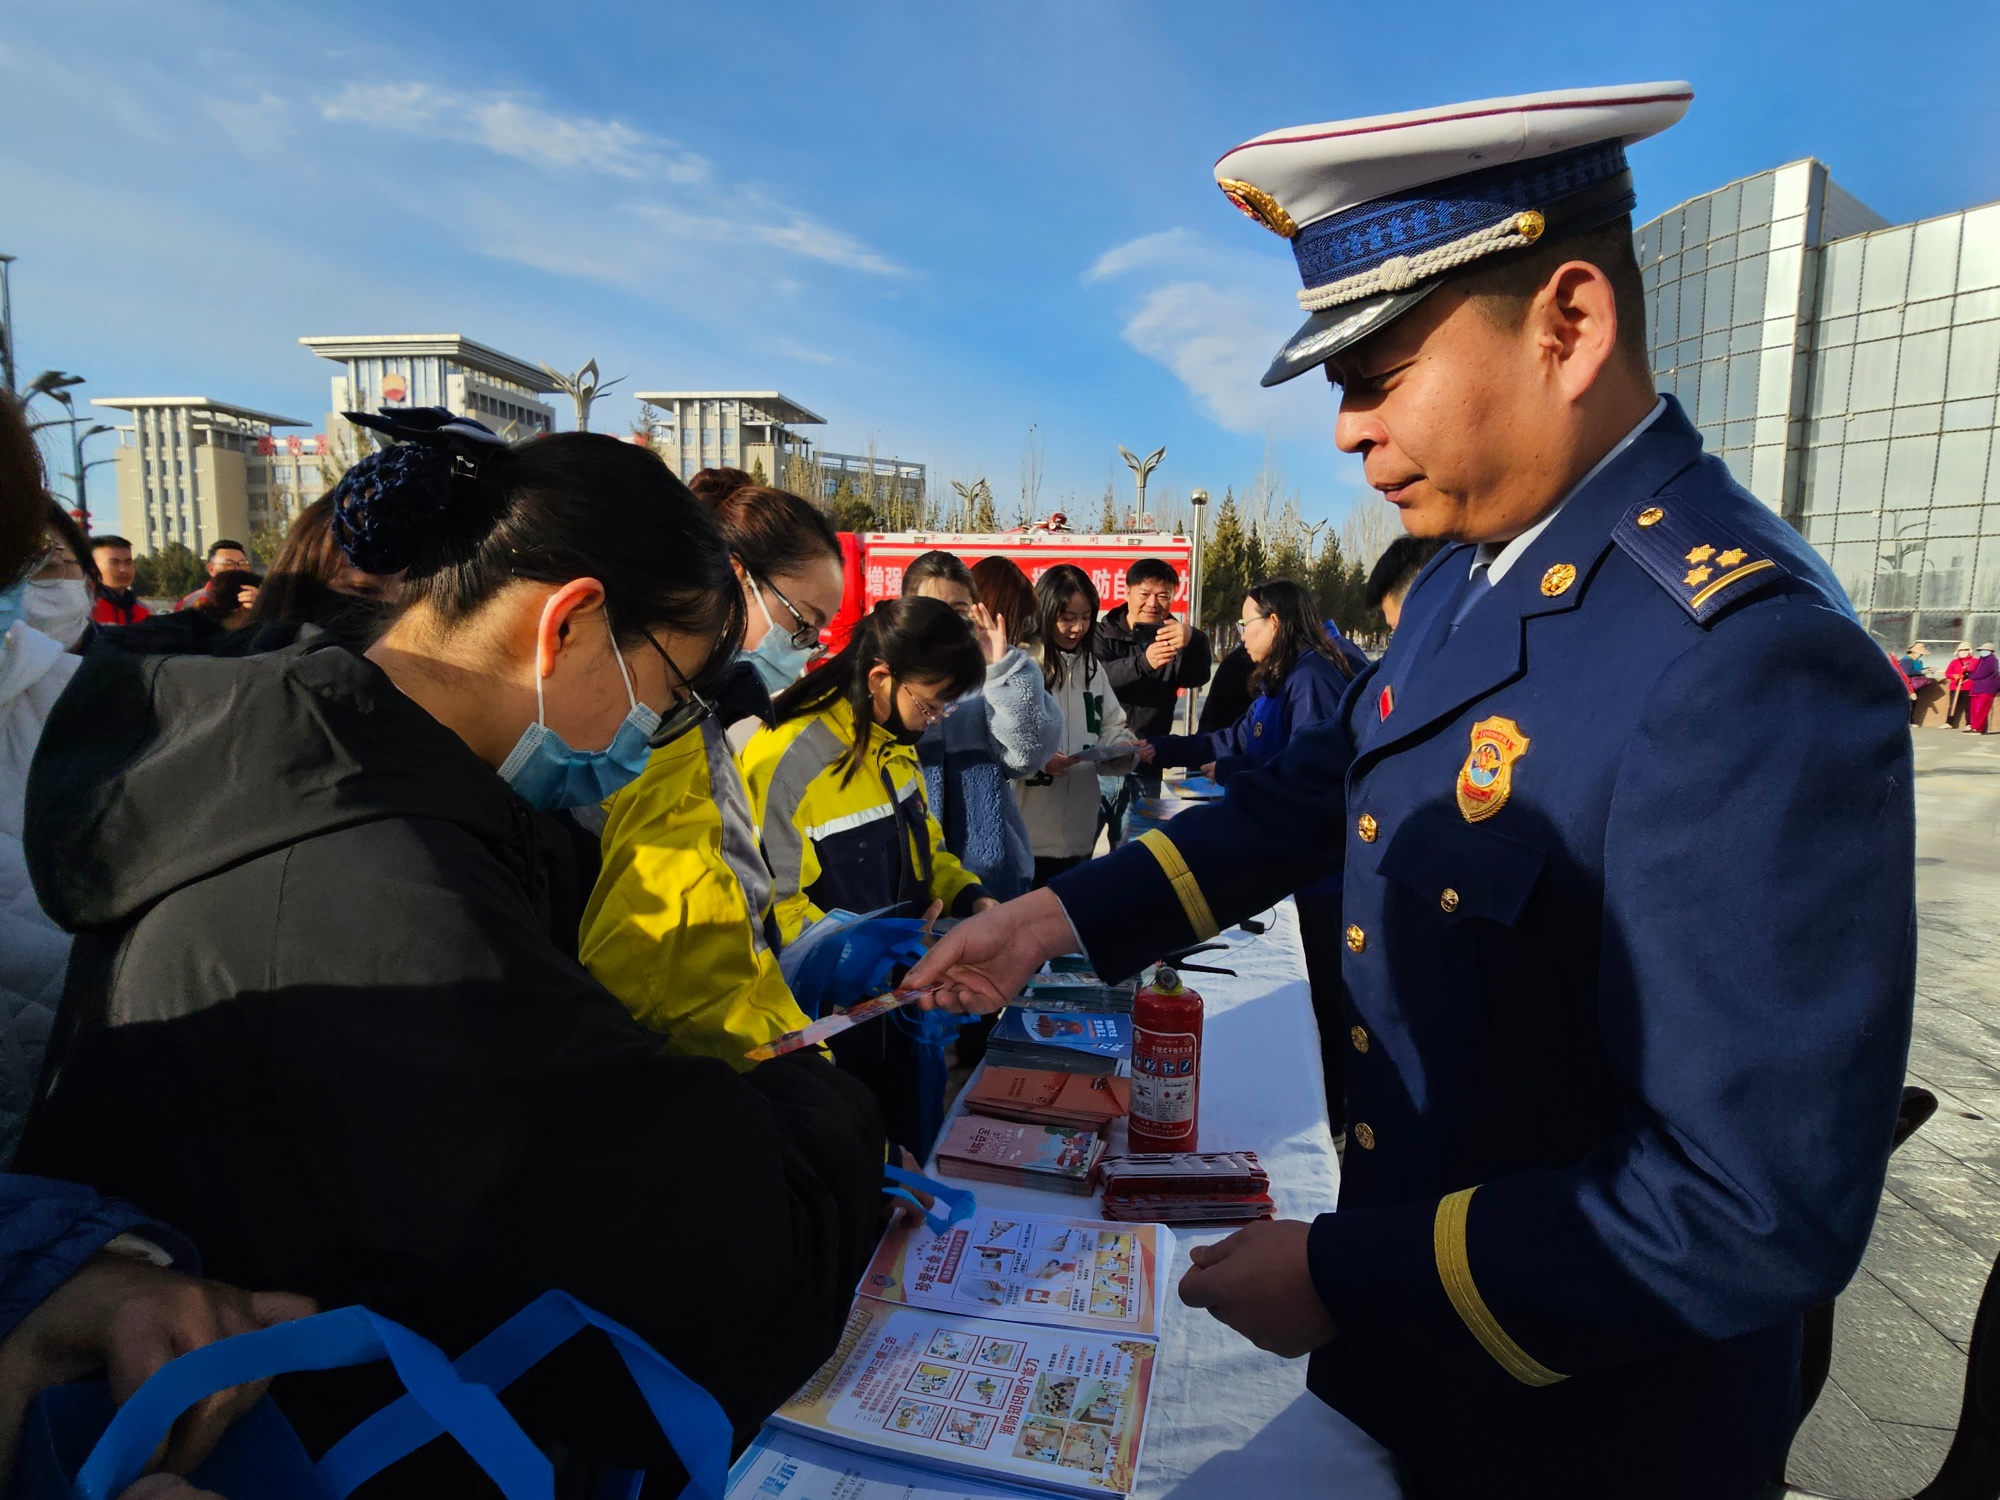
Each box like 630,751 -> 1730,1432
906,83 -> 1917,1497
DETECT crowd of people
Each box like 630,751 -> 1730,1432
0,389 -> 1415,1495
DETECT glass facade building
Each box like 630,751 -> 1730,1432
1635,164 -> 2000,648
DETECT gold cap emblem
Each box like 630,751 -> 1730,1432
1540,563 -> 1576,597
1636,506 -> 1665,528
1515,210 -> 1546,242
1217,178 -> 1297,238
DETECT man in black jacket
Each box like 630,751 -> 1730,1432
1094,557 -> 1210,756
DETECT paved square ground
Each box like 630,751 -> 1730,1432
1787,728 -> 2000,1495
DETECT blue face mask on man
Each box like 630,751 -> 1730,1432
498,613 -> 663,811
737,576 -> 818,693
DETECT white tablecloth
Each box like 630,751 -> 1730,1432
929,898 -> 1403,1500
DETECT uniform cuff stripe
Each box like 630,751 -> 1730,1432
1434,1187 -> 1566,1387
1136,831 -> 1220,942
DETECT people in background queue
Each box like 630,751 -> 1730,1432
89,535 -> 151,626
741,596 -> 996,1150
914,555 -> 1062,902
584,481 -> 844,1066
18,411 -> 886,1496
1145,577 -> 1356,1129
902,549 -> 976,618
1094,557 -> 1211,841
1017,564 -> 1143,885
1364,534 -> 1448,633
174,540 -> 251,611
1946,642 -> 1975,727
1965,643 -> 1998,734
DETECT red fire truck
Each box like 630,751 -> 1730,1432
827,527 -> 1193,649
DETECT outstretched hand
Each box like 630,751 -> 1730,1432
901,887 -> 1078,1014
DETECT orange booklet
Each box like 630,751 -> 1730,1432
963,1068 -> 1129,1132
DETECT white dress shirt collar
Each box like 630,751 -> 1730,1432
1471,396 -> 1669,585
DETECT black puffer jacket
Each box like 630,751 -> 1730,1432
1090,602 -> 1212,738
18,632 -> 884,1492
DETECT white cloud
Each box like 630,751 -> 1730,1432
320,80 -> 709,184
777,339 -> 838,366
1118,281 -> 1294,432
629,203 -> 905,277
1085,228 -> 1198,283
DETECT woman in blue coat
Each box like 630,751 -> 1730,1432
1147,578 -> 1358,1129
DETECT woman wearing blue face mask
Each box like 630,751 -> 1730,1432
17,412 -> 889,1493
582,478 -> 844,1067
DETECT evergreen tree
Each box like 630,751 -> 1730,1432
828,478 -> 875,533
750,457 -> 768,485
132,541 -> 206,603
1200,489 -> 1249,633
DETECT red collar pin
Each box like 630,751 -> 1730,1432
1379,685 -> 1394,720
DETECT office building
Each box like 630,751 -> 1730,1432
818,451 -> 927,513
92,396 -> 308,555
300,333 -> 558,440
1636,162 -> 2000,648
633,391 -> 825,483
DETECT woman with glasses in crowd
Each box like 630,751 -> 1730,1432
742,596 -> 996,1151
583,477 -> 846,1066
1016,564 -> 1143,886
17,412 -> 886,1495
1144,577 -> 1357,1130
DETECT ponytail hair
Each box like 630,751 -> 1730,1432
771,596 -> 982,781
326,407 -> 741,664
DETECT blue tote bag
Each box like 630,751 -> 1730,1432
15,1293 -> 733,1500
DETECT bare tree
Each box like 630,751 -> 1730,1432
1020,424 -> 1044,525
1339,488 -> 1402,574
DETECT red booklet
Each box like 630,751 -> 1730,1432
963,1067 -> 1130,1131
932,1117 -> 1108,1195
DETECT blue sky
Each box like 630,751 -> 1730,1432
4,0 -> 1997,540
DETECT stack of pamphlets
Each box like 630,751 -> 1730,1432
1018,960 -> 1137,1015
1097,1152 -> 1274,1225
986,1011 -> 1130,1077
743,1209 -> 1174,1498
932,1117 -> 1108,1195
963,1068 -> 1129,1133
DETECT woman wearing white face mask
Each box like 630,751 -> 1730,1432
0,501 -> 97,1164
16,411 -> 888,1489
583,476 -> 844,1066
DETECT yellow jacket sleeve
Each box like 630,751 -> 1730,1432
740,718 -> 831,950
581,724 -> 810,1070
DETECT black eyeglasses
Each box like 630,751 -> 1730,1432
755,574 -> 821,651
637,628 -> 719,748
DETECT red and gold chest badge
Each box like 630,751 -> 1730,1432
1456,716 -> 1530,823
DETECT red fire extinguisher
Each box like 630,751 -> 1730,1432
1130,966 -> 1203,1152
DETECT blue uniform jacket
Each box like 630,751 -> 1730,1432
1052,398 -> 1916,1495
1148,649 -> 1351,785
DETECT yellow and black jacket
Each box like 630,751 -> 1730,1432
580,719 -> 809,1070
741,697 -> 988,946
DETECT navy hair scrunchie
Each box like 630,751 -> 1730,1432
328,406 -> 505,575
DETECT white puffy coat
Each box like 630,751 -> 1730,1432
0,622 -> 78,1163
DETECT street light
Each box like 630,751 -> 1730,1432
0,254 -> 16,395
22,369 -> 84,403
1187,487 -> 1210,733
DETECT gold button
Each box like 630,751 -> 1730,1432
1357,814 -> 1378,843
1439,887 -> 1460,913
1350,1025 -> 1370,1054
1345,924 -> 1366,953
1353,1122 -> 1376,1150
1636,506 -> 1665,528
